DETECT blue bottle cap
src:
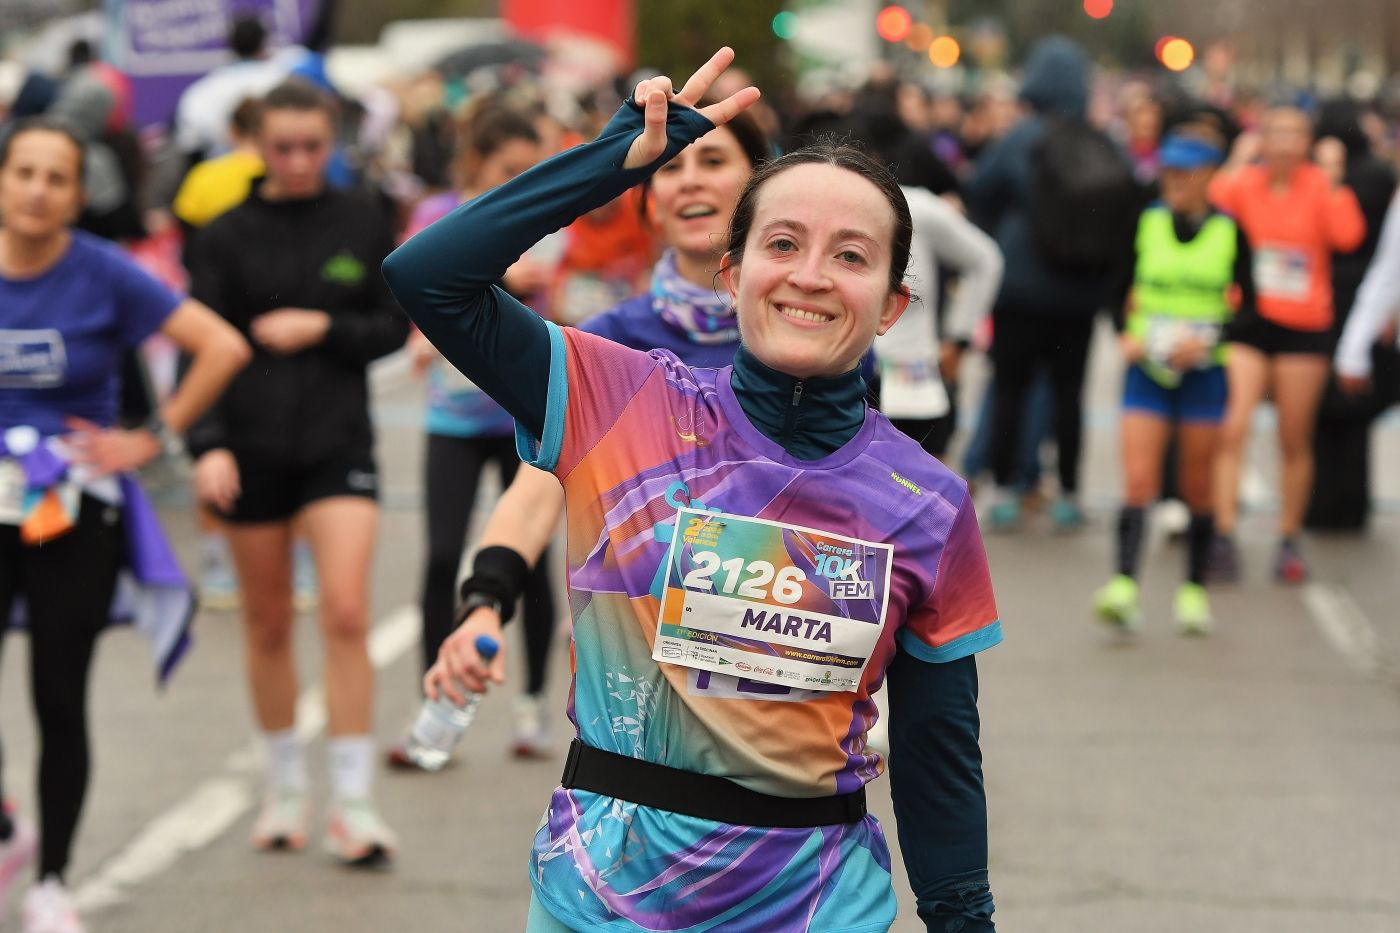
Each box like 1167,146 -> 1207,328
474,634 -> 500,660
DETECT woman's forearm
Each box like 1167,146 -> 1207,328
887,652 -> 995,931
158,298 -> 250,434
478,465 -> 565,568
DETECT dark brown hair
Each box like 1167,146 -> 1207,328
454,99 -> 540,189
261,78 -> 334,120
230,97 -> 263,138
724,141 -> 912,297
0,116 -> 86,185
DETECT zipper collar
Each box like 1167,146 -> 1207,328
730,346 -> 866,461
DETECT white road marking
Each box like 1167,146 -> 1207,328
1302,583 -> 1382,677
75,605 -> 420,914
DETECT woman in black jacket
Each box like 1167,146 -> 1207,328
187,79 -> 408,866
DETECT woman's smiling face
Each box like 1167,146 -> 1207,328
650,125 -> 753,271
721,161 -> 908,380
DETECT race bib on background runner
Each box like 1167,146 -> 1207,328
878,359 -> 950,420
1254,245 -> 1311,301
654,508 -> 893,692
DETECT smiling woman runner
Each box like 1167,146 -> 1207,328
0,116 -> 248,933
385,50 -> 1002,933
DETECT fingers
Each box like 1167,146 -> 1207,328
697,86 -> 761,129
426,665 -> 467,706
633,75 -> 674,107
622,86 -> 674,171
677,46 -> 735,104
64,416 -> 101,435
437,632 -> 497,697
644,86 -> 668,141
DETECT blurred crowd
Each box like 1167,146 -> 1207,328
2,6 -> 1399,698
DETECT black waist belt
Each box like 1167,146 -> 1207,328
560,739 -> 867,828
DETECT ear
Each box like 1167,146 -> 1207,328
874,285 -> 911,337
718,251 -> 740,303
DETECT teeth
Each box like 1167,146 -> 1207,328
777,304 -> 831,324
678,205 -> 716,218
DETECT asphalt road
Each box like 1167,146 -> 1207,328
2,328 -> 1397,932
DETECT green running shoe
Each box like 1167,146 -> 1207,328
1093,574 -> 1141,631
1174,582 -> 1213,635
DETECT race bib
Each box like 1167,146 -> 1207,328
1142,316 -> 1222,368
654,508 -> 892,692
0,459 -> 25,526
1254,245 -> 1311,302
878,359 -> 950,420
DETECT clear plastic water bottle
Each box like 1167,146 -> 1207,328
403,635 -> 500,771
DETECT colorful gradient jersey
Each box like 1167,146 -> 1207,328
519,327 -> 1001,932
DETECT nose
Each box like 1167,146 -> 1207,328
676,159 -> 702,189
787,252 -> 831,292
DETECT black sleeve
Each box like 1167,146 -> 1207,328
321,215 -> 410,366
887,651 -> 996,931
1109,226 -> 1142,333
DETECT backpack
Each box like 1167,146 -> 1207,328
1028,118 -> 1139,271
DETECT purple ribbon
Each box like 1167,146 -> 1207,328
0,429 -> 194,685
0,435 -> 68,489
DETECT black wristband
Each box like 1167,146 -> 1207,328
456,545 -> 530,626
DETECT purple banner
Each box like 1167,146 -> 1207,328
104,0 -> 317,129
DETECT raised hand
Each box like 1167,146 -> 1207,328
622,47 -> 761,171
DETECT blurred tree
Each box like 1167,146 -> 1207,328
946,0 -> 1153,66
635,0 -> 791,95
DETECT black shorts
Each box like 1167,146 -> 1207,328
220,449 -> 379,524
1227,315 -> 1334,357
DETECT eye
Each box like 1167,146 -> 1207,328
839,250 -> 865,265
769,237 -> 796,253
657,161 -> 680,174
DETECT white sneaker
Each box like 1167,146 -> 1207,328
250,786 -> 310,851
22,878 -> 84,933
511,694 -> 550,759
324,798 -> 397,868
0,807 -> 38,916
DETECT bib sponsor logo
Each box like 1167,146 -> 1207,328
0,330 -> 66,387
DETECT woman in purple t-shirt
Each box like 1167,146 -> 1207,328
0,117 -> 248,932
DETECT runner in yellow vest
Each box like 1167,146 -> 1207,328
1095,129 -> 1255,633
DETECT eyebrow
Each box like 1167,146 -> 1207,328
759,219 -> 880,246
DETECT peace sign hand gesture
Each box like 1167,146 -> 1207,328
622,47 -> 761,171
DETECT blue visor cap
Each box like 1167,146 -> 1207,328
1159,135 -> 1224,170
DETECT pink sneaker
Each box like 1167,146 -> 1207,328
0,806 -> 38,916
